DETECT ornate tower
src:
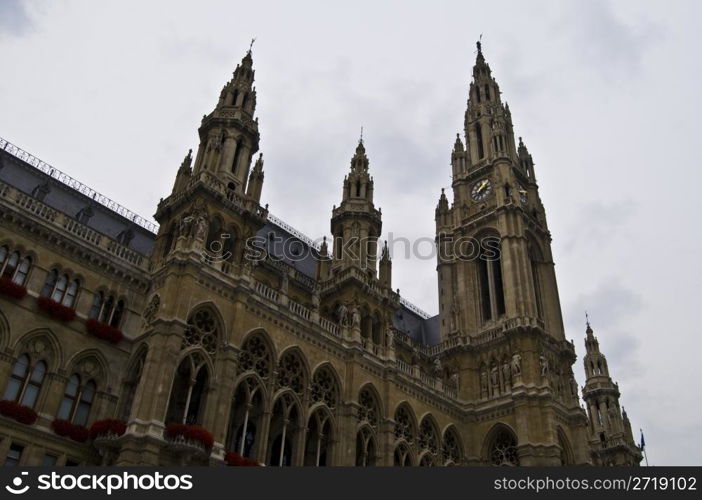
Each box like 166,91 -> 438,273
582,321 -> 642,466
191,49 -> 260,193
436,41 -> 563,341
330,139 -> 382,275
436,42 -> 591,466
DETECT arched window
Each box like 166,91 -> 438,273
355,427 -> 377,466
357,387 -> 380,428
304,408 -> 332,466
57,375 -> 96,426
475,123 -> 485,159
488,427 -> 518,466
2,355 -> 46,409
276,350 -> 306,396
165,354 -> 209,425
418,417 -> 440,464
226,378 -> 264,459
393,443 -> 412,466
310,366 -> 339,410
442,426 -> 462,465
41,270 -> 79,308
268,393 -> 300,466
477,236 -> 505,322
394,405 -> 416,444
238,334 -> 272,379
0,248 -> 31,286
231,141 -> 242,173
89,293 -> 125,328
182,308 -> 220,355
558,429 -> 574,465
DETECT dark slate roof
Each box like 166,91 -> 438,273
255,222 -> 320,279
0,147 -> 156,256
393,307 -> 441,346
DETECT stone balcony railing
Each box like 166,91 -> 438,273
0,180 -> 150,271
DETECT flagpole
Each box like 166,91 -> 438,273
640,428 -> 649,466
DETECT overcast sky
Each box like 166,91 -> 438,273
1,0 -> 700,465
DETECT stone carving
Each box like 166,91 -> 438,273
490,365 -> 499,392
502,361 -> 511,387
336,303 -> 349,326
480,370 -> 488,397
539,354 -> 549,377
511,353 -> 522,377
432,357 -> 443,377
350,304 -> 361,329
142,294 -> 161,326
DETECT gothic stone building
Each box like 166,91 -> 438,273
0,44 -> 642,467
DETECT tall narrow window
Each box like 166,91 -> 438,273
57,375 -> 96,426
231,141 -> 241,173
2,354 -> 46,408
165,355 -> 209,425
477,237 -> 505,323
4,444 -> 24,466
475,123 -> 485,159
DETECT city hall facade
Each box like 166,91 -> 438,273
0,44 -> 642,466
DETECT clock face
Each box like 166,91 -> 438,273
471,179 -> 492,201
518,186 -> 528,204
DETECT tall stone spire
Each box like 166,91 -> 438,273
330,138 -> 382,274
191,48 -> 261,194
581,320 -> 643,466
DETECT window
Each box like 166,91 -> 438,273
2,354 -> 47,408
165,355 -> 209,425
226,378 -> 264,459
89,292 -> 125,327
475,123 -> 485,159
0,247 -> 31,286
4,444 -> 24,466
42,454 -> 58,466
41,270 -> 80,308
477,237 -> 505,322
75,206 -> 93,225
57,375 -> 96,426
116,229 -> 134,247
488,428 -> 518,466
31,182 -> 50,201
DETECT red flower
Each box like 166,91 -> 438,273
89,419 -> 127,439
164,423 -> 214,449
52,419 -> 89,442
37,296 -> 76,322
0,400 -> 38,425
0,277 -> 27,300
224,451 -> 260,466
86,319 -> 123,344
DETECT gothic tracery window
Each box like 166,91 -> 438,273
226,378 -> 264,459
0,246 -> 32,286
489,428 -> 518,466
238,334 -> 272,379
442,427 -> 462,465
165,353 -> 209,425
394,405 -> 416,444
357,387 -> 380,428
41,269 -> 80,308
89,292 -> 125,328
57,375 -> 96,426
304,408 -> 332,466
182,309 -> 220,355
268,393 -> 300,466
418,417 -> 440,464
2,354 -> 46,409
276,350 -> 306,396
394,442 -> 412,466
355,427 -> 377,466
310,366 -> 339,410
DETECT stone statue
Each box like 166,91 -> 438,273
539,354 -> 549,377
490,365 -> 499,390
432,357 -> 442,377
194,214 -> 208,241
502,362 -> 511,387
511,353 -> 522,376
480,370 -> 488,396
311,292 -> 320,311
336,303 -> 348,326
351,305 -> 361,329
180,213 -> 195,239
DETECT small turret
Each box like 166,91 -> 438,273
246,153 -> 265,202
379,240 -> 392,289
172,149 -> 193,194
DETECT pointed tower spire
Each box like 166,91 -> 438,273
191,47 -> 260,194
246,153 -> 265,202
331,138 -> 382,275
379,240 -> 392,288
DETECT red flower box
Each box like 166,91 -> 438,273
0,400 -> 38,425
37,296 -> 76,322
86,319 -> 124,344
52,419 -> 89,442
0,277 -> 27,300
224,451 -> 260,466
164,423 -> 214,449
89,419 -> 127,439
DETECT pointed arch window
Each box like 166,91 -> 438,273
226,378 -> 264,459
477,236 -> 505,322
3,355 -> 47,409
238,334 -> 272,379
41,270 -> 80,308
442,427 -> 462,465
488,428 -> 518,466
394,405 -> 416,444
304,409 -> 332,466
394,443 -> 412,466
310,366 -> 339,410
165,354 -> 209,425
355,427 -> 377,466
268,393 -> 300,466
57,375 -> 96,426
475,123 -> 485,159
